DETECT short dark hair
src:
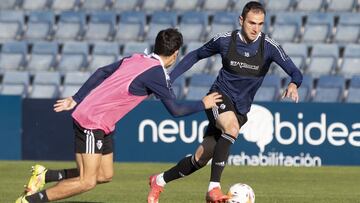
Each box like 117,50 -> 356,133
241,1 -> 266,20
154,28 -> 183,56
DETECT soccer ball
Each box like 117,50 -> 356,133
226,183 -> 255,203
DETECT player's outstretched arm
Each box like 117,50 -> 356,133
53,97 -> 77,112
281,82 -> 299,103
161,93 -> 222,117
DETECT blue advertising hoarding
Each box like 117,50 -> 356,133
14,98 -> 360,166
116,101 -> 360,166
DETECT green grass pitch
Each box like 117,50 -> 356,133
1,161 -> 360,202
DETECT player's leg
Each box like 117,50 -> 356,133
19,152 -> 101,203
97,153 -> 114,183
147,125 -> 219,203
50,143 -> 114,185
161,135 -> 217,184
27,133 -> 113,194
96,133 -> 114,184
22,139 -> 102,202
45,168 -> 79,183
23,134 -> 113,199
149,94 -> 224,185
19,122 -> 108,202
45,153 -> 101,201
210,110 -> 239,188
24,164 -> 80,195
204,111 -> 238,203
206,92 -> 248,202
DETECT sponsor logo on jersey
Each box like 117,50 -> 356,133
230,61 -> 259,70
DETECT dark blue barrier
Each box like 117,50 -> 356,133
0,96 -> 22,160
22,99 -> 74,160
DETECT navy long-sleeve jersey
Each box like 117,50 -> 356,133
170,31 -> 303,114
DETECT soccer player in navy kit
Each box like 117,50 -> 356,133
16,29 -> 222,203
148,2 -> 303,203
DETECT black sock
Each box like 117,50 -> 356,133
210,133 -> 236,182
64,168 -> 80,179
25,190 -> 49,203
163,155 -> 202,183
45,168 -> 79,183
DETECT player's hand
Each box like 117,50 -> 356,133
202,92 -> 222,109
281,82 -> 299,103
53,97 -> 77,112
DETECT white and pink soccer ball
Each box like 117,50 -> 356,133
227,183 -> 255,203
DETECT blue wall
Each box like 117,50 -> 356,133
0,96 -> 21,160
1,95 -> 360,166
22,99 -> 74,160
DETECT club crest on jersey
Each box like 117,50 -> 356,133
230,60 -> 259,70
96,140 -> 103,150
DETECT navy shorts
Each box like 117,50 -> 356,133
204,91 -> 248,140
73,121 -> 113,154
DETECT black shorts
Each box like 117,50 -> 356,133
73,121 -> 113,154
204,91 -> 248,140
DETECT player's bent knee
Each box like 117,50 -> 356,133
196,159 -> 209,168
97,174 -> 113,184
80,179 -> 97,192
97,179 -> 112,184
195,155 -> 211,168
224,125 -> 239,138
